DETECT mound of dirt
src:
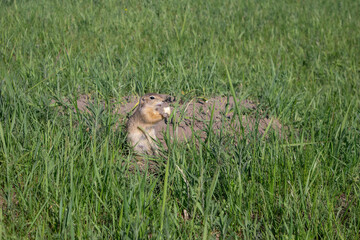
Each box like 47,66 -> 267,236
51,95 -> 283,145
120,96 -> 282,144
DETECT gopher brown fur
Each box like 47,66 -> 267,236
126,93 -> 170,155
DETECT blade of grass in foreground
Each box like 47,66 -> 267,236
202,167 -> 220,240
160,151 -> 171,236
225,65 -> 245,135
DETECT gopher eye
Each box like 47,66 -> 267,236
149,96 -> 155,100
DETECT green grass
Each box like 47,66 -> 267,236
1,0 -> 359,238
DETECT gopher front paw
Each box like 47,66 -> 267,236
157,106 -> 171,118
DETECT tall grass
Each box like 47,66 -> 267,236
1,0 -> 359,238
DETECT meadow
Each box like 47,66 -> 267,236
0,0 -> 359,238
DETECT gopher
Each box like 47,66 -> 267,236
126,93 -> 171,155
